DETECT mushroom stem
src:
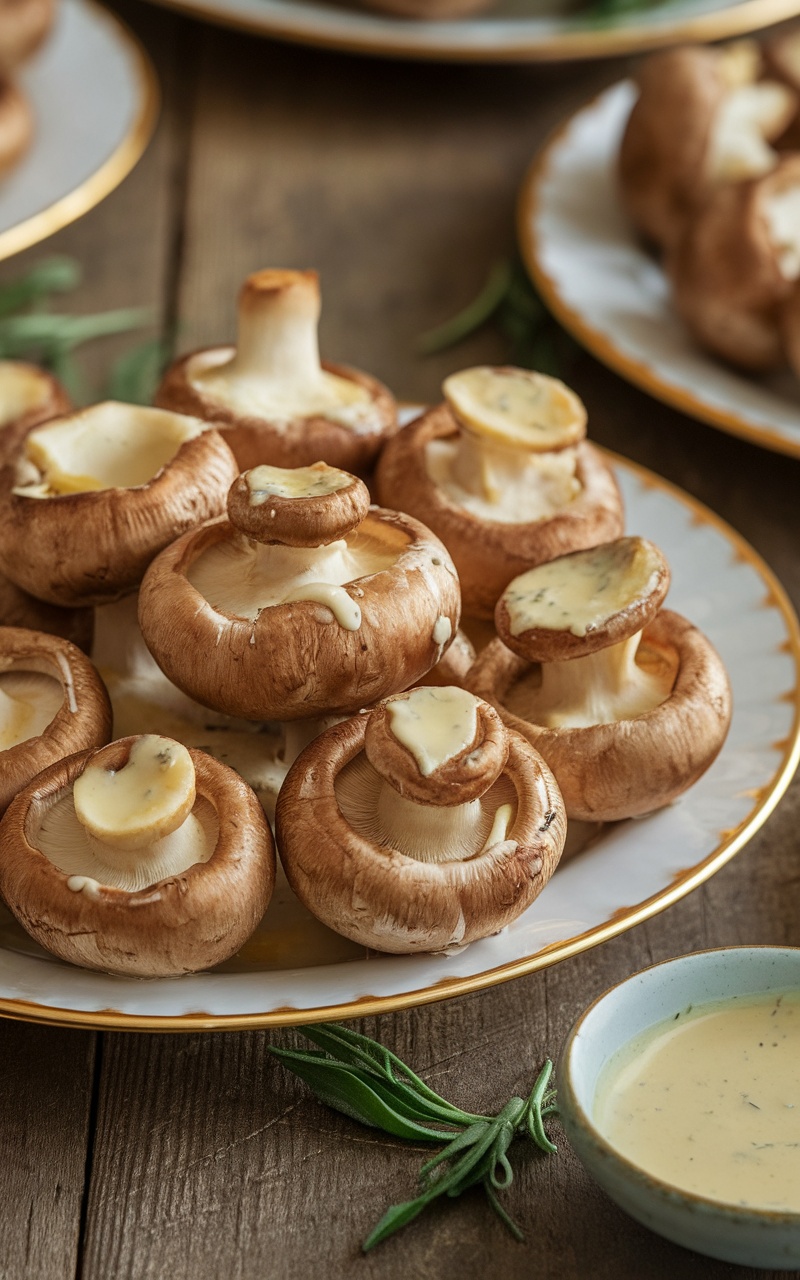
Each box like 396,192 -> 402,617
445,429 -> 579,513
232,271 -> 323,385
510,631 -> 674,730
80,812 -> 209,889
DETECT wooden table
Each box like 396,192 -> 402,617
2,7 -> 799,1275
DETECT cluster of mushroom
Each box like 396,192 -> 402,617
0,265 -> 735,976
619,37 -> 800,377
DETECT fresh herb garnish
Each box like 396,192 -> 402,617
0,255 -> 154,401
417,256 -> 577,376
271,1022 -> 558,1251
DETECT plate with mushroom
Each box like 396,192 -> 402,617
517,52 -> 800,459
0,0 -> 157,262
0,429 -> 797,1029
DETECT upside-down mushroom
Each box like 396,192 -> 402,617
0,734 -> 276,976
155,269 -> 398,474
374,366 -> 623,620
0,361 -> 71,467
467,537 -> 732,822
619,43 -> 797,250
0,401 -> 238,606
0,626 -> 111,814
138,461 -> 461,722
276,685 -> 566,954
668,154 -> 800,370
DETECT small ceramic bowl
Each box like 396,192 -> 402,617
559,947 -> 800,1270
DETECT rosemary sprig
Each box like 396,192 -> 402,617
270,1023 -> 558,1251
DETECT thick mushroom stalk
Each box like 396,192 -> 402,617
139,462 -> 461,721
276,687 -> 566,954
468,537 -> 732,822
0,735 -> 276,976
155,269 -> 398,474
374,366 -> 623,620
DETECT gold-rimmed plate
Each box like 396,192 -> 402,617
518,81 -> 800,458
0,446 -> 797,1031
141,0 -> 800,63
0,0 -> 158,262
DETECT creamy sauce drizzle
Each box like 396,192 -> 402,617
387,686 -> 478,777
594,992 -> 800,1211
246,463 -> 352,502
443,367 -> 584,451
282,582 -> 361,630
503,539 -> 662,638
433,615 -> 452,646
73,735 -> 195,847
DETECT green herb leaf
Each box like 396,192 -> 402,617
416,260 -> 513,356
106,336 -> 170,405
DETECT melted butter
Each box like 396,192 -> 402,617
594,992 -> 800,1212
66,874 -> 101,899
73,735 -> 195,848
282,582 -> 361,630
0,362 -> 52,426
708,82 -> 790,183
433,615 -> 452,646
503,540 -> 662,638
0,671 -> 62,751
387,686 -> 479,777
425,435 -> 580,522
187,525 -> 397,622
13,403 -> 205,496
443,367 -> 585,452
246,463 -> 351,503
764,186 -> 800,281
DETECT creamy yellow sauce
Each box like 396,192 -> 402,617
73,735 -> 195,848
387,686 -> 478,777
282,581 -> 361,630
246,463 -> 351,502
443,367 -> 584,452
503,539 -> 661,638
594,992 -> 800,1211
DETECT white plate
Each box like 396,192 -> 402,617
0,450 -> 797,1030
0,0 -> 157,261
518,82 -> 800,459
143,0 -> 800,64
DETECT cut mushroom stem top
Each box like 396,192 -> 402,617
495,537 -> 672,727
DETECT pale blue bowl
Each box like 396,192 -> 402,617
559,947 -> 800,1270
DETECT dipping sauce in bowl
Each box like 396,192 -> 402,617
594,991 -> 800,1211
558,948 -> 800,1269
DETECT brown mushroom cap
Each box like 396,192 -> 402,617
0,739 -> 276,977
0,626 -> 112,815
0,573 -> 93,652
0,402 -> 239,606
0,362 -> 70,467
668,155 -> 800,371
495,537 -> 670,664
226,462 -> 370,547
0,0 -> 54,71
138,506 -> 461,721
275,708 -> 565,955
374,401 -> 624,620
468,609 -> 732,822
0,77 -> 32,179
155,270 -> 398,476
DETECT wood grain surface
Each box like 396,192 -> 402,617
2,4 -> 799,1276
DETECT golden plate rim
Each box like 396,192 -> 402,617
0,445 -> 798,1032
140,0 -> 800,64
516,84 -> 800,460
0,0 -> 160,264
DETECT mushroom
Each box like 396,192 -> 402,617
155,269 -> 398,475
668,155 -> 800,370
360,0 -> 492,15
467,537 -> 732,822
619,43 -> 797,250
374,366 -> 624,620
0,734 -> 276,976
0,625 -> 111,815
275,685 -> 566,954
0,0 -> 54,71
0,79 -> 31,178
0,401 -> 239,606
0,361 -> 71,467
0,573 -> 93,652
138,461 -> 461,721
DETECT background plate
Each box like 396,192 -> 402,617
0,452 -> 797,1030
518,82 -> 800,459
0,0 -> 158,261
142,0 -> 800,63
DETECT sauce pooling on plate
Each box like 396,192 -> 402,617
594,991 -> 800,1211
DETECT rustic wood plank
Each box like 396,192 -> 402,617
0,1021 -> 95,1280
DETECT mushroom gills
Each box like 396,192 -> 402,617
0,670 -> 62,749
505,633 -> 677,729
335,754 -> 517,863
763,184 -> 800,280
35,792 -> 219,893
13,403 -> 206,497
425,435 -> 580,521
187,529 -> 397,622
